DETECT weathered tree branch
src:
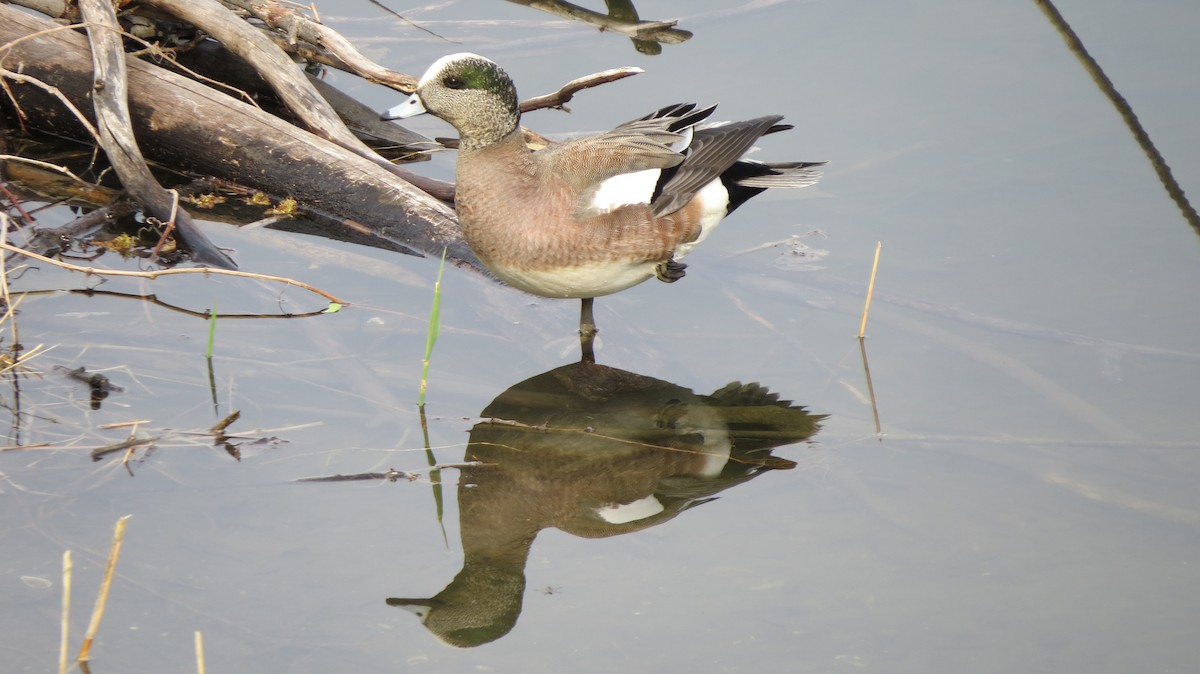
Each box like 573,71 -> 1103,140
519,66 -> 644,113
139,0 -> 362,150
506,0 -> 696,44
138,0 -> 455,200
0,4 -> 481,270
79,0 -> 236,268
1,0 -> 650,273
217,0 -> 419,93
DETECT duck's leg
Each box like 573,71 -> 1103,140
579,297 -> 597,363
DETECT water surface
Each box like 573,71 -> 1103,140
3,1 -> 1199,672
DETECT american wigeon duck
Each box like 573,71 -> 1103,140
384,53 -> 823,361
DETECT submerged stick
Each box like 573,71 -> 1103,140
77,514 -> 131,663
90,435 -> 159,460
858,241 -> 882,339
0,242 -> 349,307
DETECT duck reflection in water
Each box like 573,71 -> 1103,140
388,360 -> 826,647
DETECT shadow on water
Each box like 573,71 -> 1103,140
387,359 -> 825,647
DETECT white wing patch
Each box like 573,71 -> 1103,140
673,179 -> 731,258
588,168 -> 661,213
596,495 -> 666,524
669,125 -> 694,153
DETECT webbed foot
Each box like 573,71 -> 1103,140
655,259 -> 687,283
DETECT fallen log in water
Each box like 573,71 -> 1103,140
0,3 -> 482,270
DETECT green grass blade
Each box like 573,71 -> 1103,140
418,249 -> 448,408
206,301 -> 218,359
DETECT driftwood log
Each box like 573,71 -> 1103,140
78,0 -> 235,268
0,3 -> 479,269
1,1 -> 649,273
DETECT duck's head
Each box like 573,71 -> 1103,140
384,53 -> 519,149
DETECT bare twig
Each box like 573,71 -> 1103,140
18,287 -> 334,320
297,469 -> 419,483
99,420 -> 153,430
147,189 -> 181,264
219,0 -> 421,91
519,66 -> 643,113
90,435 -> 159,460
0,242 -> 350,306
124,33 -> 263,110
507,0 -> 691,44
0,155 -> 101,192
259,29 -> 349,73
366,0 -> 455,42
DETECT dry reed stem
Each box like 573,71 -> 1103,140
858,241 -> 882,339
858,337 -> 883,437
1,213 -> 11,312
195,631 -> 206,674
77,514 -> 131,663
60,550 -> 72,674
99,420 -> 153,430
0,242 -> 349,307
0,216 -> 52,414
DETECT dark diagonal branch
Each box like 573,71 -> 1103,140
1034,0 -> 1200,237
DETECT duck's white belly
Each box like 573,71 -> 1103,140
491,258 -> 656,299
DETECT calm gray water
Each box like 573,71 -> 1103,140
3,1 -> 1199,672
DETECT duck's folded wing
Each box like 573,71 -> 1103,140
649,116 -> 784,218
541,125 -> 684,182
540,104 -> 720,217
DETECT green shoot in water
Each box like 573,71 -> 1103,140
418,249 -> 447,408
206,301 -> 217,359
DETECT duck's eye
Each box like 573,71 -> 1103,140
443,76 -> 466,90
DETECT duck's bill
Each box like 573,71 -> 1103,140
382,93 -> 426,121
